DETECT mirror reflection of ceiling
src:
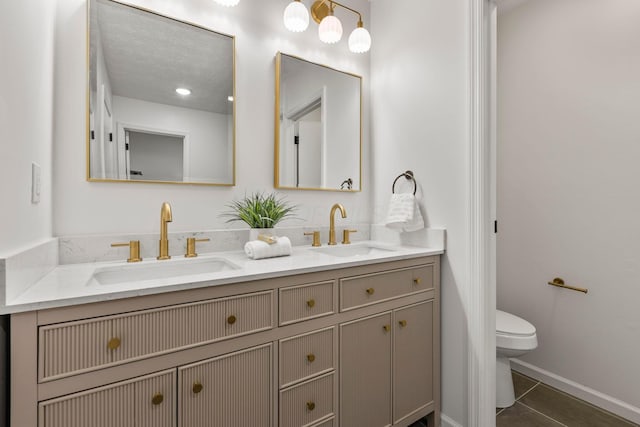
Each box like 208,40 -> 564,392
96,0 -> 233,114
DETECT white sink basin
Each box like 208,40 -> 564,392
312,244 -> 396,258
91,257 -> 240,286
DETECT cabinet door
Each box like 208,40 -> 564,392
179,343 -> 272,427
38,369 -> 175,427
393,301 -> 434,424
340,312 -> 392,427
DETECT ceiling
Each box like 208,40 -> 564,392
95,0 -> 233,114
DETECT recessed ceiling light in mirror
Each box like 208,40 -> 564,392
176,88 -> 191,95
227,96 -> 234,102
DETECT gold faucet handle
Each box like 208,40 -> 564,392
111,241 -> 142,263
342,229 -> 358,245
304,231 -> 321,247
185,237 -> 210,258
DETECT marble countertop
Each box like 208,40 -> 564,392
2,241 -> 443,314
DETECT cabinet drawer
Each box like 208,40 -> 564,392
279,327 -> 335,388
340,264 -> 433,311
39,291 -> 273,381
279,280 -> 335,325
280,372 -> 334,427
38,369 -> 175,427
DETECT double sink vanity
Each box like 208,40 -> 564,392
8,219 -> 442,427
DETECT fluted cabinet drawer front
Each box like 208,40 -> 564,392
38,369 -> 176,427
112,298 -> 226,365
340,264 -> 434,311
279,281 -> 335,325
224,291 -> 274,337
39,317 -> 113,381
279,327 -> 335,387
280,372 -> 334,427
179,343 -> 272,427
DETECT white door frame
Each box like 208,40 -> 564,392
468,0 -> 497,426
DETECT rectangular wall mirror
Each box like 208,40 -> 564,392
275,53 -> 362,192
87,0 -> 235,185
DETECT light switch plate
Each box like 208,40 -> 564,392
31,162 -> 41,204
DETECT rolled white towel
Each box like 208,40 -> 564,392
385,193 -> 424,232
244,236 -> 292,260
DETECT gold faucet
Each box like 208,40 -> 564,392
158,202 -> 173,260
328,203 -> 347,245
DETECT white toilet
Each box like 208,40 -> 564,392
496,310 -> 538,408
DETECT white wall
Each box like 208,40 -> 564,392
112,96 -> 231,182
498,0 -> 640,418
53,0 -> 371,235
370,0 -> 471,425
0,1 -> 55,256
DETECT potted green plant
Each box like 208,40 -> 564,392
222,192 -> 297,240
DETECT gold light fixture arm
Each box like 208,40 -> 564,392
311,0 -> 363,24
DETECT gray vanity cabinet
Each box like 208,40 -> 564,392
12,256 -> 439,427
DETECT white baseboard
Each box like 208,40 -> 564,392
511,359 -> 640,424
440,413 -> 464,427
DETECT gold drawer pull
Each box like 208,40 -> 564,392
107,337 -> 121,350
193,382 -> 203,394
307,354 -> 316,363
227,315 -> 237,325
306,401 -> 316,411
399,320 -> 408,327
152,393 -> 164,405
307,299 -> 315,308
366,288 -> 375,295
413,278 -> 422,285
383,325 -> 390,332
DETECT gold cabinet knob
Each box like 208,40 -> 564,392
306,401 -> 316,411
193,382 -> 203,394
306,299 -> 315,308
399,320 -> 408,327
227,315 -> 237,325
413,278 -> 421,285
383,325 -> 390,332
366,288 -> 375,295
151,393 -> 164,405
107,337 -> 121,350
307,354 -> 316,363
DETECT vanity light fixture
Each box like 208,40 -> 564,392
283,0 -> 371,53
227,95 -> 234,102
213,0 -> 239,6
283,0 -> 310,32
176,88 -> 191,95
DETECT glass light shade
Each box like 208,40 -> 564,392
283,1 -> 309,32
214,0 -> 239,6
348,26 -> 371,53
318,15 -> 343,44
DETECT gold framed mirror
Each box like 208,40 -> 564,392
87,0 -> 235,186
275,52 -> 362,192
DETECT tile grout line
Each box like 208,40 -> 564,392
517,401 -> 570,427
516,380 -> 541,402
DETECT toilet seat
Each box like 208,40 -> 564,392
496,310 -> 537,351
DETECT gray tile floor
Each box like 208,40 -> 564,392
496,371 -> 639,427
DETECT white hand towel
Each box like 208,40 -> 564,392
244,236 -> 292,260
385,193 -> 425,232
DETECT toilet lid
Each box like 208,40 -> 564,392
496,310 -> 536,336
